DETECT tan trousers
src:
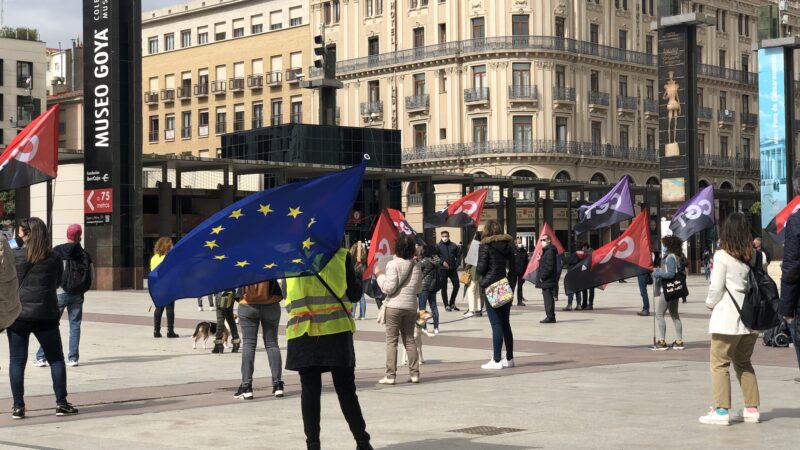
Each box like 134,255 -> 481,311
384,307 -> 419,378
710,333 -> 760,409
465,282 -> 484,312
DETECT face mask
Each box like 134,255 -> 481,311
442,237 -> 449,243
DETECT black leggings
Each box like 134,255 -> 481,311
299,366 -> 370,447
154,303 -> 175,331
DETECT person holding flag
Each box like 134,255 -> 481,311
780,165 -> 800,381
651,236 -> 685,351
536,234 -> 559,323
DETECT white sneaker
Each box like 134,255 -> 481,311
434,328 -> 439,335
33,360 -> 48,368
197,306 -> 203,311
410,376 -> 419,384
209,306 -> 216,311
462,311 -> 474,318
698,407 -> 731,426
377,377 -> 396,385
66,360 -> 79,367
501,358 -> 515,368
481,359 -> 503,370
733,408 -> 760,423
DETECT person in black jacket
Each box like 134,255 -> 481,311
513,237 -> 529,306
780,165 -> 800,381
437,231 -> 461,311
7,218 -> 77,419
476,220 -> 516,370
563,242 -> 584,311
536,234 -> 558,323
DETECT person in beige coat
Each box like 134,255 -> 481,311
700,213 -> 761,426
0,238 -> 21,332
375,234 -> 422,385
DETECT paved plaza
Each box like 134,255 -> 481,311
0,277 -> 797,449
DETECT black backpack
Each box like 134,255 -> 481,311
726,260 -> 780,332
62,250 -> 92,294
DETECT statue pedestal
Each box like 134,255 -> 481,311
665,142 -> 680,157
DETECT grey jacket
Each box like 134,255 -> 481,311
0,239 -> 21,330
377,256 -> 423,311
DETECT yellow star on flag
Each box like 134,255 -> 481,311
235,260 -> 250,268
307,218 -> 317,229
263,263 -> 278,269
214,255 -> 228,260
302,237 -> 315,250
204,240 -> 219,250
229,209 -> 245,220
258,203 -> 274,216
292,258 -> 303,264
210,225 -> 225,235
287,207 -> 303,219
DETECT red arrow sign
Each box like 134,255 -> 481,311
85,188 -> 112,213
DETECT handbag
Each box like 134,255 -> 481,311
376,262 -> 414,325
662,272 -> 688,301
484,277 -> 513,308
459,271 -> 472,285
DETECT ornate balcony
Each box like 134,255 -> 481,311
229,77 -> 245,92
144,91 -> 159,104
588,91 -> 609,113
177,86 -> 192,99
698,107 -> 713,124
508,85 -> 539,107
718,109 -> 735,127
247,74 -> 263,89
286,68 -> 303,83
360,101 -> 383,120
265,71 -> 282,86
616,96 -> 638,115
160,89 -> 175,103
464,87 -> 489,106
552,86 -> 575,109
698,64 -> 757,86
405,94 -> 430,113
644,98 -> 658,119
211,80 -> 226,95
741,112 -> 758,129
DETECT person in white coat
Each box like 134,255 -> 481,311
700,213 -> 761,426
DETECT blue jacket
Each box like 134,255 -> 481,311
780,213 -> 800,317
652,253 -> 679,281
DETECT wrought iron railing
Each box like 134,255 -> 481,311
508,85 -> 539,101
211,80 -> 226,94
360,101 -> 383,116
464,87 -> 490,102
617,96 -> 639,110
177,86 -> 192,98
741,112 -> 758,126
265,71 -> 282,85
644,98 -> 658,113
718,109 -> 736,123
247,74 -> 263,88
160,89 -> 175,102
286,68 -> 303,82
553,86 -> 576,102
405,94 -> 430,110
698,154 -> 759,171
588,91 -> 609,106
229,78 -> 245,91
402,140 -> 657,163
698,107 -> 712,120
697,64 -> 757,85
144,92 -> 159,103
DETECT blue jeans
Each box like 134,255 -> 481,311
7,326 -> 68,407
637,274 -> 650,311
351,295 -> 366,319
417,290 -> 439,328
36,293 -> 83,362
567,290 -> 582,307
485,301 -> 513,363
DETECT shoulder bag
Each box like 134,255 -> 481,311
376,262 -> 414,325
662,255 -> 689,301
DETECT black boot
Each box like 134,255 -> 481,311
212,343 -> 224,354
306,442 -> 321,450
356,442 -> 373,450
231,339 -> 240,353
167,330 -> 179,338
154,329 -> 162,338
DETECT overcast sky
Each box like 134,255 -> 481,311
2,0 -> 181,48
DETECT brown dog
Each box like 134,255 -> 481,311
401,310 -> 434,365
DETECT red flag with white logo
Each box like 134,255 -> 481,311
0,104 -> 59,190
423,189 -> 488,228
523,222 -> 565,283
564,212 -> 653,295
766,195 -> 800,244
364,210 -> 398,280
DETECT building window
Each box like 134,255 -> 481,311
16,61 -> 32,88
164,33 -> 175,51
472,65 -> 486,90
742,137 -> 751,159
290,7 -> 302,26
413,73 -> 425,96
512,15 -> 529,36
413,124 -> 427,148
199,109 -> 209,137
148,116 -> 159,142
646,79 -> 654,99
182,111 -> 191,139
619,125 -> 629,148
439,69 -> 447,93
645,35 -> 653,54
513,116 -> 533,149
271,100 -> 283,125
215,22 -> 226,41
646,127 -> 655,151
252,102 -> 263,128
555,65 -> 566,88
233,105 -> 245,131
366,0 -> 383,17
590,24 -> 599,44
252,14 -> 264,34
270,11 -> 283,30
215,108 -> 227,134
698,133 -> 705,154
368,36 -> 380,57
618,29 -> 627,50
556,117 -> 568,142
439,128 -> 446,140
720,135 -> 729,157
741,54 -> 749,73
413,27 -> 425,48
590,70 -> 599,92
742,94 -> 750,115
615,0 -> 628,10
720,90 -> 727,110
591,121 -> 602,148
472,118 -> 488,146
618,75 -> 628,97
148,37 -> 158,54
368,80 -> 380,102
291,99 -> 302,123
718,49 -> 726,68
198,27 -> 209,44
555,17 -> 565,38
697,87 -> 704,107
472,17 -> 485,39
180,30 -> 191,48
165,115 -> 175,141
512,63 -> 531,89
233,19 -> 245,37
438,23 -> 446,43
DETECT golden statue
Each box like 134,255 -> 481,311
663,70 -> 681,156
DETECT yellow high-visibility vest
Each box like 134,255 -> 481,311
285,249 -> 355,340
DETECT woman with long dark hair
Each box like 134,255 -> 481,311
651,235 -> 685,350
699,213 -> 761,425
151,237 -> 179,338
7,218 -> 77,419
476,219 -> 516,369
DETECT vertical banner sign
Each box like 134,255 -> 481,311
657,24 -> 698,217
83,0 -> 143,289
758,47 -> 789,230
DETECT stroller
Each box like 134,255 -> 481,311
762,320 -> 793,347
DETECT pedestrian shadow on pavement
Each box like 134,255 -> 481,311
380,437 -> 537,449
81,353 -> 205,366
760,408 -> 800,422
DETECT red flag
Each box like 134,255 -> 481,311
564,212 -> 653,295
766,196 -> 800,244
387,208 -> 415,236
523,222 -> 565,283
423,189 -> 488,228
0,104 -> 59,190
364,211 -> 398,280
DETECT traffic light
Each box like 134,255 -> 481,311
313,34 -> 337,80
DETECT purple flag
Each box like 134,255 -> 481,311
575,175 -> 635,235
669,185 -> 715,241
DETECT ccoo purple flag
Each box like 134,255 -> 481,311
669,185 -> 715,241
575,175 -> 635,235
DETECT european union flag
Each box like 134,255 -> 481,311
148,160 -> 367,307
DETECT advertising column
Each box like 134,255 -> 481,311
83,0 -> 143,289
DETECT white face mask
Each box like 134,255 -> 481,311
441,237 -> 449,243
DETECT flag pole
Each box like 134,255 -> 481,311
46,179 -> 53,243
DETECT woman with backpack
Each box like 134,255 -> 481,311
699,213 -> 761,426
651,235 -> 685,351
151,237 -> 179,338
418,244 -> 441,334
7,218 -> 77,419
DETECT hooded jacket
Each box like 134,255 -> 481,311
476,234 -> 516,289
0,239 -> 21,330
13,247 -> 63,325
536,244 -> 558,289
419,255 -> 441,292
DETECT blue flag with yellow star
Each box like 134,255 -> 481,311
148,161 -> 367,306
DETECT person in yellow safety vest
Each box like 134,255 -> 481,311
285,247 -> 373,450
